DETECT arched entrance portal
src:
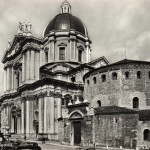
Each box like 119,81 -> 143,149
69,110 -> 84,145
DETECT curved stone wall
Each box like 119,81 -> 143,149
84,63 -> 150,110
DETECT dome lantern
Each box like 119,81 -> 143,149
61,0 -> 71,14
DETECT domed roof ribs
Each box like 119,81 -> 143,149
44,1 -> 88,37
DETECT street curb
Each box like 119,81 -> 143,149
27,140 -> 78,149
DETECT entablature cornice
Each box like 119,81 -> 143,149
22,42 -> 40,53
0,78 -> 83,102
84,63 -> 150,80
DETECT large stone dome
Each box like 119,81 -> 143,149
44,1 -> 88,37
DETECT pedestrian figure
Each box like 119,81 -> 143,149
24,135 -> 26,140
42,137 -> 44,144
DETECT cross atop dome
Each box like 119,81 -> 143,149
61,0 -> 71,14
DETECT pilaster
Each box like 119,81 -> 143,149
21,100 -> 24,134
4,68 -> 6,92
26,100 -> 30,135
30,50 -> 35,81
22,54 -> 25,82
49,88 -> 55,134
11,67 -> 14,91
26,50 -> 30,82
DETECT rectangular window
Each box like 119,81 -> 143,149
59,47 -> 65,60
78,50 -> 82,62
45,51 -> 48,63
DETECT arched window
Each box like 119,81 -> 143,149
93,77 -> 96,84
101,74 -> 106,82
133,97 -> 139,109
112,72 -> 117,80
125,71 -> 130,79
97,100 -> 101,107
78,50 -> 82,62
87,80 -> 90,85
137,71 -> 142,79
144,129 -> 150,141
149,71 -> 150,79
71,76 -> 76,83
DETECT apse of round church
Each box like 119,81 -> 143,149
84,59 -> 150,110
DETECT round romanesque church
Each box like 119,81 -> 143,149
1,0 -> 150,148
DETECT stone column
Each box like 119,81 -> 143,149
44,97 -> 47,133
26,100 -> 30,135
7,67 -> 10,91
29,100 -> 34,134
8,104 -> 11,130
11,117 -> 14,133
17,117 -> 20,134
49,94 -> 55,134
40,49 -> 43,67
22,54 -> 25,82
26,50 -> 30,82
21,100 -> 24,134
11,67 -> 14,91
49,38 -> 55,61
39,97 -> 44,133
4,68 -> 7,92
30,50 -> 35,81
86,42 -> 90,63
56,87 -> 62,119
1,107 -> 3,131
35,52 -> 39,80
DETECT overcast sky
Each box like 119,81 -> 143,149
0,0 -> 150,94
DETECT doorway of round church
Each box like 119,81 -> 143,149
73,121 -> 82,145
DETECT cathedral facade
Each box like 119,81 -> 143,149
1,0 -> 150,149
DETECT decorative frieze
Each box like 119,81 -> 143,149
49,91 -> 62,98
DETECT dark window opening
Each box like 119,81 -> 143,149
59,47 -> 65,60
133,97 -> 139,109
125,71 -> 130,79
78,50 -> 82,62
71,76 -> 76,83
62,98 -> 65,106
137,71 -> 142,79
45,51 -> 48,63
101,74 -> 106,82
87,80 -> 90,85
93,77 -> 96,84
116,118 -> 118,123
35,99 -> 38,106
144,129 -> 150,141
16,72 -> 20,88
97,100 -> 101,107
112,72 -> 117,80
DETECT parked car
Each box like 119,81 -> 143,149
16,142 -> 41,150
75,146 -> 96,150
1,141 -> 41,150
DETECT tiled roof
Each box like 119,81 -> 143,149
94,106 -> 138,115
139,110 -> 150,121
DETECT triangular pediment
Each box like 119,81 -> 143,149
88,56 -> 109,68
69,111 -> 83,119
2,35 -> 25,63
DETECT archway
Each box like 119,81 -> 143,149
69,111 -> 84,145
